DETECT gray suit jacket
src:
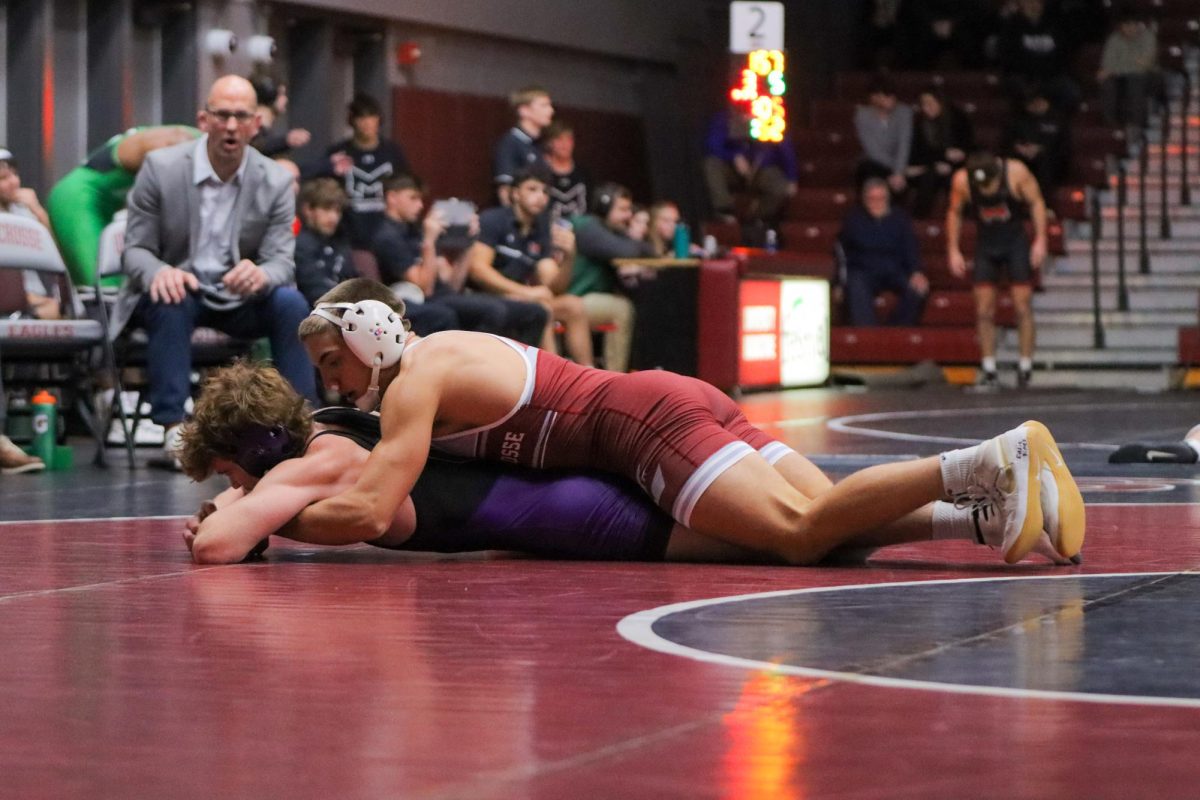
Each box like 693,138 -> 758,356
113,138 -> 297,334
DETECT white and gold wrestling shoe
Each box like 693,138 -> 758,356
1025,420 -> 1086,562
948,422 -> 1043,564
958,421 -> 1085,565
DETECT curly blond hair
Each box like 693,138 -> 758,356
176,360 -> 312,481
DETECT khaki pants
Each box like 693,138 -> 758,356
581,292 -> 634,373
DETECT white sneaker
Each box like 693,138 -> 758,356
157,425 -> 184,471
953,423 -> 1044,564
1027,420 -> 1086,561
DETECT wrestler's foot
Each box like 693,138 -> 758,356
944,423 -> 1043,564
968,502 -> 1077,566
1025,420 -> 1086,560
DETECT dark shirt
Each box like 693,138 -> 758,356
493,127 -> 545,187
547,163 -> 591,220
311,137 -> 411,248
909,106 -> 975,168
705,111 -> 799,181
295,226 -> 357,306
1000,11 -> 1072,80
371,216 -> 423,286
837,206 -> 921,278
477,206 -> 551,284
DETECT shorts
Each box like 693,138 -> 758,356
973,235 -> 1032,284
589,371 -> 796,527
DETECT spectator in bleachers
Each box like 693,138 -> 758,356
375,174 -> 538,340
858,0 -> 902,69
494,86 -> 554,207
997,0 -> 1081,113
568,183 -> 656,373
853,76 -> 914,197
702,109 -> 798,229
1004,87 -> 1069,201
0,150 -> 48,472
626,204 -> 650,245
294,178 -> 357,307
467,168 -> 590,363
946,150 -> 1048,389
541,121 -> 590,222
897,0 -> 985,69
1097,9 -> 1160,135
0,149 -> 60,320
907,88 -> 975,218
372,175 -> 540,342
837,178 -> 928,326
646,201 -> 683,257
311,93 -> 411,249
249,77 -> 311,158
369,175 -> 458,336
120,75 -> 317,468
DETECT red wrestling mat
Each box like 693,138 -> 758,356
2,503 -> 1199,799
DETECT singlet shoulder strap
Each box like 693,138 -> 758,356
310,406 -> 382,452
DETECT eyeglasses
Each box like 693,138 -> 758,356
205,108 -> 256,124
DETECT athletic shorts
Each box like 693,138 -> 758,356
973,236 -> 1032,284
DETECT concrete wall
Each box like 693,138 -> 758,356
275,0 -> 698,64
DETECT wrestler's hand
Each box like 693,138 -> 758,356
149,267 -> 200,304
948,249 -> 967,278
224,259 -> 268,296
183,500 -> 216,553
1030,238 -> 1048,270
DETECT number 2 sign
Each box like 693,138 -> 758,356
729,1 -> 784,54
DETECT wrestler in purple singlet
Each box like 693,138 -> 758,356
307,409 -> 673,560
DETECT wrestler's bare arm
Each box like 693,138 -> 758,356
290,365 -> 443,544
189,436 -> 417,564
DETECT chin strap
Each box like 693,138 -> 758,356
354,354 -> 384,411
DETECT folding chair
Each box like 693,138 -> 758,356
0,211 -> 128,467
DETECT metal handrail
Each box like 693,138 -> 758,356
1116,159 -> 1130,312
1090,191 -> 1106,349
1160,101 -> 1173,239
1139,129 -> 1151,274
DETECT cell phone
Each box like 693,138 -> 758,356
431,198 -> 476,226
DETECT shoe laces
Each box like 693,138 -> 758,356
951,459 -> 1013,512
969,499 -> 999,546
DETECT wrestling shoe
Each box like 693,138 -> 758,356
1024,420 -> 1085,561
944,423 -> 1044,564
968,500 -> 1076,566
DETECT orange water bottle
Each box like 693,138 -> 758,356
30,390 -> 57,466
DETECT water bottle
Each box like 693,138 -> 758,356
30,389 -> 57,466
765,228 -> 778,254
673,222 -> 691,258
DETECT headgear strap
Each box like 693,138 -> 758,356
233,424 -> 300,477
310,299 -> 407,411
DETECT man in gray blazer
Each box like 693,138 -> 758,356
122,75 -> 317,467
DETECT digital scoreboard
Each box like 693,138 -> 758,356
728,2 -> 786,143
729,49 -> 787,143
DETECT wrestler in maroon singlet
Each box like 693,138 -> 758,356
424,334 -> 793,527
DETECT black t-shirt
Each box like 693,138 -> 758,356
547,163 -> 590,220
492,128 -> 545,186
318,137 -> 411,248
477,206 -> 552,284
294,226 -> 357,307
371,216 -> 424,286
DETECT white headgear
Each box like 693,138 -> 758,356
310,300 -> 407,411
